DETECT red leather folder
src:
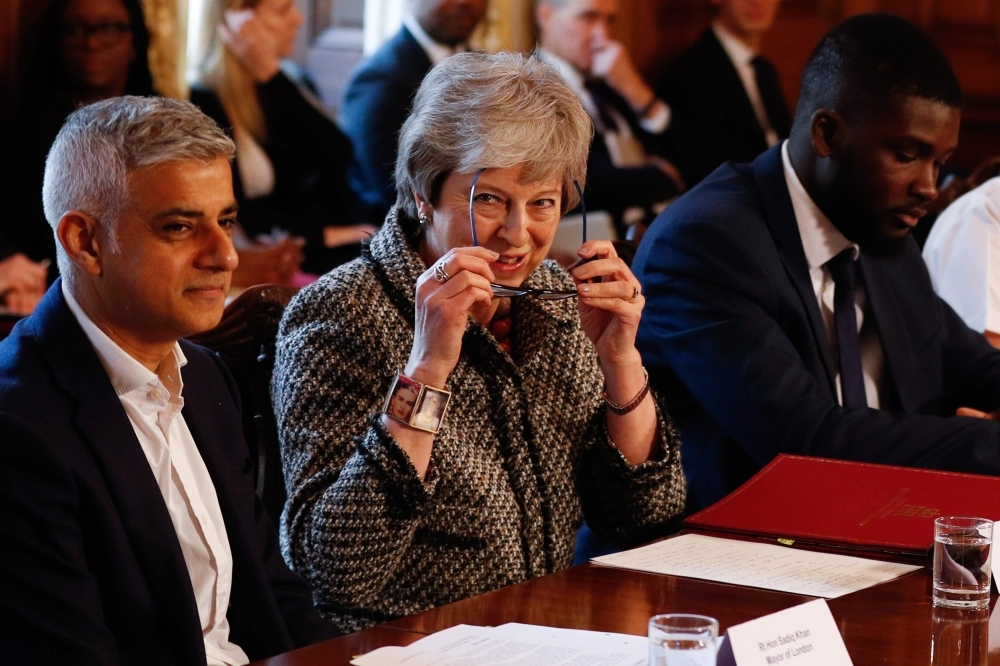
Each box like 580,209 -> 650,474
684,454 -> 1000,557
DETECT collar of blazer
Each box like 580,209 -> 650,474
25,282 -> 224,665
701,28 -> 768,138
752,145 -> 838,396
396,24 -> 435,77
750,145 -> 921,412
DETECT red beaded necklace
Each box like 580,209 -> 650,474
488,297 -> 513,354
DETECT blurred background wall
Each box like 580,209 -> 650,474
4,0 -> 1000,170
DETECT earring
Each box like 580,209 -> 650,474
419,212 -> 432,227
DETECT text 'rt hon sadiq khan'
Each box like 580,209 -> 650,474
634,13 -> 1000,510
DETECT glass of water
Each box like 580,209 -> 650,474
648,614 -> 718,666
932,517 -> 993,609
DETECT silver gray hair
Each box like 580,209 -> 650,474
394,51 -> 592,222
42,96 -> 235,277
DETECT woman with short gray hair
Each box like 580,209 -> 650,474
273,51 -> 685,632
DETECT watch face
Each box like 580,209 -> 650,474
411,385 -> 450,433
386,374 -> 421,422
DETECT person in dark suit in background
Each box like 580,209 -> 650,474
536,0 -> 687,231
633,13 -> 1000,511
0,97 -> 338,664
656,0 -> 789,186
341,0 -> 488,219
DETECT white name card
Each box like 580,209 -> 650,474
716,599 -> 854,666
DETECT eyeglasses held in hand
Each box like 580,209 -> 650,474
469,170 -> 587,300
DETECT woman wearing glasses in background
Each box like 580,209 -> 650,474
272,51 -> 685,633
5,0 -> 152,312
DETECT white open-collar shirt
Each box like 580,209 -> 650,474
781,141 -> 885,409
63,284 -> 249,666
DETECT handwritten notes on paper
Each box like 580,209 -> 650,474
591,534 -> 920,598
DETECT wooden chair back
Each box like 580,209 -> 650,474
188,284 -> 297,525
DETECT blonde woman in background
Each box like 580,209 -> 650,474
191,0 -> 378,282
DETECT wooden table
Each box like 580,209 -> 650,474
251,556 -> 1000,665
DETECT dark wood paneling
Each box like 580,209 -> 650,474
2,0 -> 54,127
619,0 -> 1000,172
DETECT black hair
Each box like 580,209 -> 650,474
24,0 -> 155,102
794,13 -> 961,127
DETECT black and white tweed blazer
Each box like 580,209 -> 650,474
272,210 -> 686,632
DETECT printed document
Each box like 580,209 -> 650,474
352,623 -> 647,666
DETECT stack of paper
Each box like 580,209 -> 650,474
592,534 -> 921,598
352,623 -> 647,666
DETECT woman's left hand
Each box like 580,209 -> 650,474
571,241 -> 644,365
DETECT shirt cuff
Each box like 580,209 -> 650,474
639,101 -> 671,134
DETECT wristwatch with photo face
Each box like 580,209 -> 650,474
382,370 -> 452,434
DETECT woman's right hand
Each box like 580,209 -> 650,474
219,9 -> 282,83
0,253 -> 47,316
405,247 -> 498,388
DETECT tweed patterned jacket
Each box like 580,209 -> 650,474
272,210 -> 686,632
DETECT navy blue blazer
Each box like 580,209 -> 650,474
0,283 -> 338,664
633,145 -> 1000,511
341,25 -> 432,218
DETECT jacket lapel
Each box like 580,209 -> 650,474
399,25 -> 434,82
858,257 -> 920,412
752,146 -> 837,395
178,347 -> 259,580
31,284 -> 206,665
179,350 -> 283,639
704,30 -> 767,144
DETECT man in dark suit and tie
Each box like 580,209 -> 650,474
633,14 -> 1000,511
341,0 -> 487,219
536,0 -> 688,228
656,0 -> 789,185
0,97 -> 339,664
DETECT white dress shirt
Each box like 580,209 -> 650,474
923,176 -> 1000,334
538,48 -> 670,169
713,23 -> 780,148
781,141 -> 885,408
63,284 -> 249,666
403,13 -> 466,66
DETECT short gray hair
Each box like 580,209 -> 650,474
394,51 -> 592,223
42,96 -> 235,276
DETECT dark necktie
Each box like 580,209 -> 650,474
583,80 -> 619,133
751,56 -> 792,139
827,249 -> 867,409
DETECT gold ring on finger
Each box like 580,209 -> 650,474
629,286 -> 639,303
